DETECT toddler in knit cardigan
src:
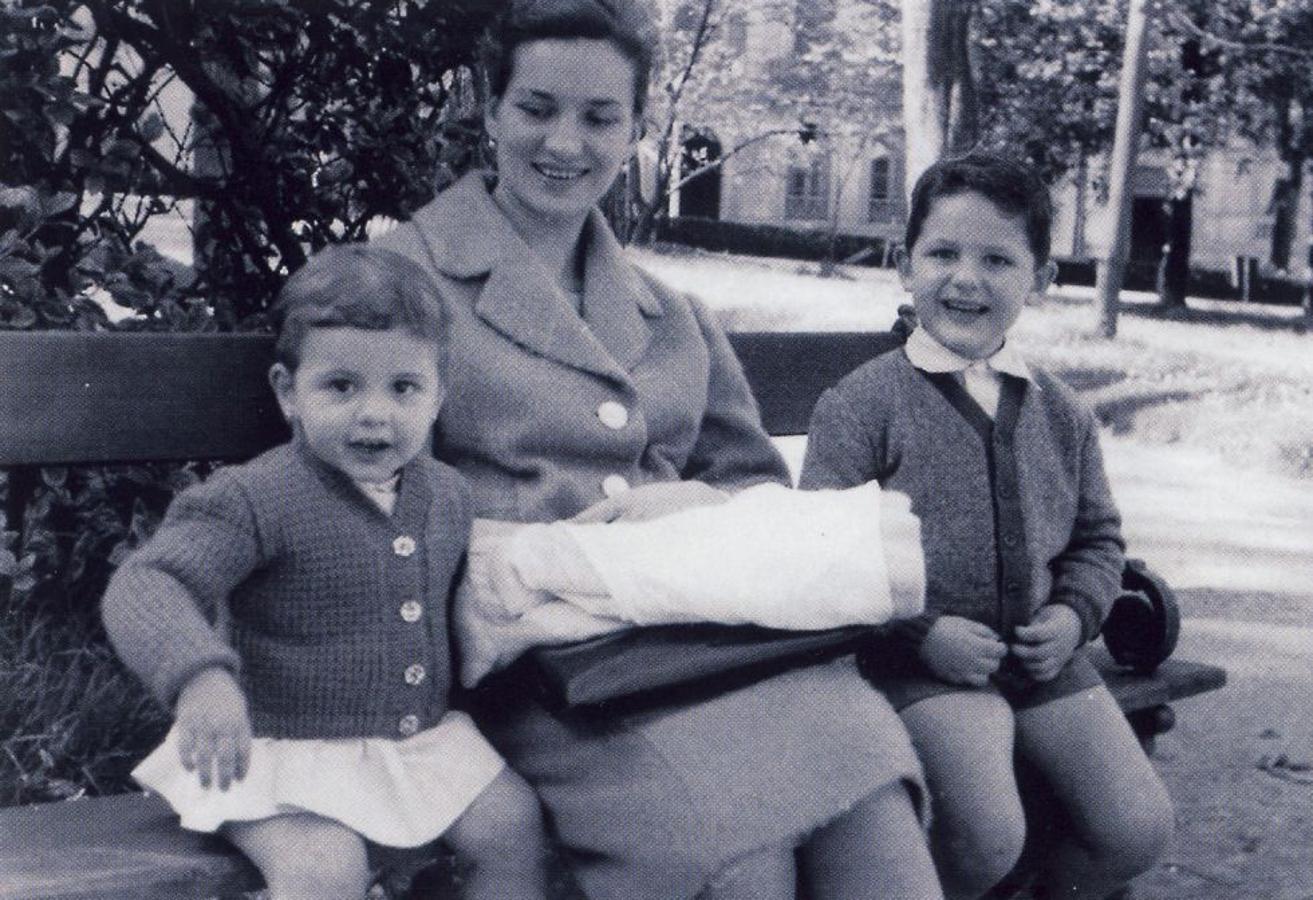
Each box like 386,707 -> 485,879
800,154 -> 1173,900
102,245 -> 548,900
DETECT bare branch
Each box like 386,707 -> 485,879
1164,9 -> 1313,60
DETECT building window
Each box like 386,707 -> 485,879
786,156 -> 829,220
868,157 -> 893,222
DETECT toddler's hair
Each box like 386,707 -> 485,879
273,244 -> 446,370
482,0 -> 659,117
905,152 -> 1053,265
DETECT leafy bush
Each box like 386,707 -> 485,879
1,0 -> 493,804
656,215 -> 898,269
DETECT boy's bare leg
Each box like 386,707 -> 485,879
900,691 -> 1026,900
1014,685 -> 1173,900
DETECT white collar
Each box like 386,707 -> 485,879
903,326 -> 1031,381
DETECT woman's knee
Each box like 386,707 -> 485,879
446,768 -> 548,862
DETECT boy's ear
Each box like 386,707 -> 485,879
1034,259 -> 1058,296
895,246 -> 914,289
269,363 -> 298,424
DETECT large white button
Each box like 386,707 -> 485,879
601,474 -> 630,498
399,600 -> 423,623
393,535 -> 416,557
597,401 -> 629,430
404,663 -> 426,686
398,714 -> 420,736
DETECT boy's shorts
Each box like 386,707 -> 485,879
861,645 -> 1104,712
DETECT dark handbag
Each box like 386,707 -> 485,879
527,622 -> 874,712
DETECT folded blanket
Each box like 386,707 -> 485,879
453,483 -> 925,687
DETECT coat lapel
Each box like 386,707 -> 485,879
410,172 -> 661,381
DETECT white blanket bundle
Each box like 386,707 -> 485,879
453,482 -> 925,687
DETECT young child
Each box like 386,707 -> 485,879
800,153 -> 1173,900
102,245 -> 548,900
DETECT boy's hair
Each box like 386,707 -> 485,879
904,152 -> 1053,265
272,244 -> 446,370
482,0 -> 659,117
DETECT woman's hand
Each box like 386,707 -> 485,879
918,615 -> 1008,687
571,480 -> 730,524
1010,604 -> 1082,682
174,667 -> 252,791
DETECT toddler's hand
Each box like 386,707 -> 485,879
919,616 -> 1007,687
1011,604 -> 1082,682
571,480 -> 729,524
174,667 -> 252,791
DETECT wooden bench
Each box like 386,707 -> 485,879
0,330 -> 1226,900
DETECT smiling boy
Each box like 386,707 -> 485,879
800,153 -> 1173,900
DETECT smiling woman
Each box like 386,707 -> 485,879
373,2 -> 942,899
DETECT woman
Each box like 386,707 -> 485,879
377,2 -> 940,897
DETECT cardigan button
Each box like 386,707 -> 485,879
399,600 -> 423,623
601,474 -> 630,497
397,714 -> 420,737
404,663 -> 427,686
1002,534 -> 1019,548
597,401 -> 629,430
393,535 -> 417,557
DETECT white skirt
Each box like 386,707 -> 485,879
133,710 -> 505,848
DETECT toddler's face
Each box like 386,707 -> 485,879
899,190 -> 1054,360
271,327 -> 443,484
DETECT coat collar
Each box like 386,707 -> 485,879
410,171 -> 661,378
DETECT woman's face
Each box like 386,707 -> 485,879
486,38 -> 639,228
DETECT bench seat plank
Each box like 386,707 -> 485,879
0,792 -> 260,900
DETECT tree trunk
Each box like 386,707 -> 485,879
1158,194 -> 1192,307
900,0 -> 979,199
1269,157 -> 1302,271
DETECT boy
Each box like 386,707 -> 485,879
800,153 -> 1173,900
103,244 -> 548,900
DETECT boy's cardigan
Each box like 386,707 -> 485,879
800,348 -> 1124,647
102,442 -> 471,740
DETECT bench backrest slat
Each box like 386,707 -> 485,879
0,330 -> 900,467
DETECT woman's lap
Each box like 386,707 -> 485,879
474,655 -> 925,900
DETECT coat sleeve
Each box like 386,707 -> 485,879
680,297 -> 791,490
101,472 -> 259,708
1048,412 -> 1126,644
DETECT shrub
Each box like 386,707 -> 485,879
656,216 -> 898,268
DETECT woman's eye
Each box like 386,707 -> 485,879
587,113 -> 622,128
518,103 -> 551,120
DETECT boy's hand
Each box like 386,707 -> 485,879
919,615 -> 1008,687
571,481 -> 729,524
1011,604 -> 1083,682
174,667 -> 252,791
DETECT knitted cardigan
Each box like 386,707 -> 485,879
800,348 -> 1124,647
101,441 -> 471,740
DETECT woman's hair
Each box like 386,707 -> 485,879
272,244 -> 446,370
482,0 -> 659,116
904,152 -> 1053,265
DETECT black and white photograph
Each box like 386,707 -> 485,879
1,1 -> 1311,898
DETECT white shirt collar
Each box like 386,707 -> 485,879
903,326 -> 1031,381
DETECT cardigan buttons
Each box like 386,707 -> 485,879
398,714 -> 420,737
399,600 -> 423,623
597,401 -> 629,430
404,663 -> 426,686
601,474 -> 630,498
393,536 -> 417,557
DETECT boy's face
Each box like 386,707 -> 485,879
898,191 -> 1055,360
270,326 -> 443,484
